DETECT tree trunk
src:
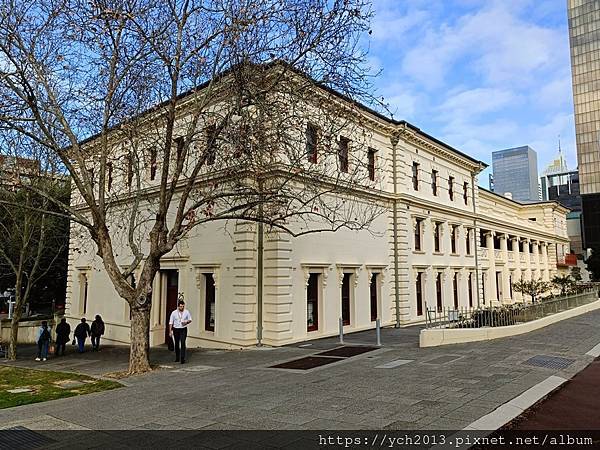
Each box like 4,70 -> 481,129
128,302 -> 152,374
8,276 -> 24,360
8,308 -> 22,360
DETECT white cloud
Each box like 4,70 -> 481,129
439,87 -> 519,117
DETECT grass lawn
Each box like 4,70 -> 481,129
0,366 -> 122,409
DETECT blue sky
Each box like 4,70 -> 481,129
366,0 -> 574,186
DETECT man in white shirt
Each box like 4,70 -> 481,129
169,299 -> 192,364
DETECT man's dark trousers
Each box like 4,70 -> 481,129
173,327 -> 187,363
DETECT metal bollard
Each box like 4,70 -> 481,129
376,318 -> 382,346
339,317 -> 344,345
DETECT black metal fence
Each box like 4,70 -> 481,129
424,290 -> 598,329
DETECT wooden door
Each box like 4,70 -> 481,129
341,273 -> 351,326
370,273 -> 378,321
164,270 -> 179,344
204,273 -> 215,331
307,273 -> 319,332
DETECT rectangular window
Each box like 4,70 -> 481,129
205,125 -> 217,165
468,273 -> 473,308
341,273 -> 351,326
306,124 -> 318,163
149,147 -> 157,180
448,176 -> 454,201
480,229 -> 487,247
431,170 -> 438,195
126,154 -> 133,189
370,273 -> 378,321
175,136 -> 185,162
436,272 -> 443,312
463,181 -> 469,205
466,228 -> 472,255
307,273 -> 319,332
482,272 -> 486,304
204,273 -> 216,331
509,274 -> 513,299
79,273 -> 88,315
107,162 -> 113,191
412,162 -> 419,190
414,218 -> 422,251
496,271 -> 502,300
453,273 -> 459,308
494,235 -> 501,250
367,148 -> 377,181
416,272 -> 423,316
434,222 -> 441,253
451,225 -> 458,254
338,137 -> 350,173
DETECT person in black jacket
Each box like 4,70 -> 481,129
90,315 -> 105,351
74,318 -> 91,353
55,318 -> 71,356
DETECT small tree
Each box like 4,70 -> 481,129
512,279 -> 551,304
570,266 -> 582,282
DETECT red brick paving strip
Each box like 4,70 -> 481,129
507,358 -> 600,430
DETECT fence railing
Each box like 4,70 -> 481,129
424,289 -> 598,330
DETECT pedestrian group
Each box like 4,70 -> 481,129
35,315 -> 105,361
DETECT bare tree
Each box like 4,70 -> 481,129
0,151 -> 69,360
0,0 -> 382,373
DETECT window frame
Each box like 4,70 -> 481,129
431,169 -> 438,196
412,162 -> 419,190
367,147 -> 377,181
338,136 -> 350,173
306,123 -> 318,164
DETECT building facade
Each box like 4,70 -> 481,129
491,146 -> 540,203
568,0 -> 600,249
65,81 -> 571,349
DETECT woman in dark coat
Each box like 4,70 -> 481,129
55,318 -> 71,356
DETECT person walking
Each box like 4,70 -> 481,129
169,299 -> 192,364
90,315 -> 105,351
35,321 -> 51,361
55,318 -> 71,356
74,318 -> 91,353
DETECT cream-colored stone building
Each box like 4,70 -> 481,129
65,79 -> 570,349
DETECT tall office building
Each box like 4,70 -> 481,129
491,146 -> 540,202
568,0 -> 600,250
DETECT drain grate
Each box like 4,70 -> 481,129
423,355 -> 461,365
0,427 -> 56,449
270,356 -> 343,370
316,346 -> 377,358
376,359 -> 413,369
523,355 -> 575,370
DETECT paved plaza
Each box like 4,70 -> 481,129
1,309 -> 600,432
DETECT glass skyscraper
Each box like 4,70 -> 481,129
491,146 -> 540,203
568,0 -> 600,249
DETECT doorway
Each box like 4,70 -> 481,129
307,273 -> 319,332
204,273 -> 215,331
341,273 -> 351,326
163,269 -> 179,344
